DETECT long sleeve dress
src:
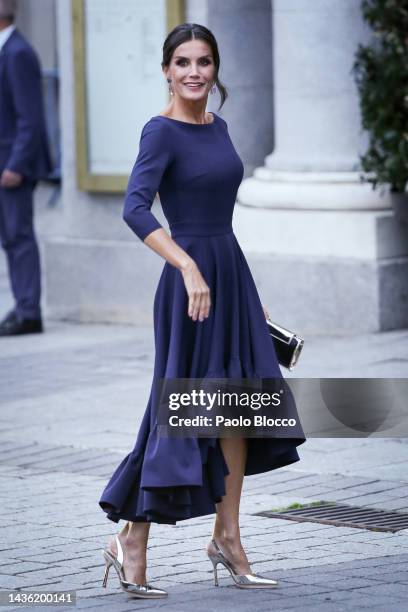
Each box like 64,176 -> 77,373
99,112 -> 306,525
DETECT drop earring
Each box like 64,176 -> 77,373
167,78 -> 174,96
210,82 -> 217,95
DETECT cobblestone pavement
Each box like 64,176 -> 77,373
0,293 -> 408,610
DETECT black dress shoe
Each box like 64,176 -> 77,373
0,309 -> 18,325
0,312 -> 43,336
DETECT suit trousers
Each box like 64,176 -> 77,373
0,179 -> 41,320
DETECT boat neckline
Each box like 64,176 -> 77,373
153,112 -> 217,127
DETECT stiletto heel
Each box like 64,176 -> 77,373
101,534 -> 168,598
210,558 -> 219,586
206,538 -> 278,589
102,560 -> 111,587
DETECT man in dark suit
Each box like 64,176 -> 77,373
0,0 -> 52,336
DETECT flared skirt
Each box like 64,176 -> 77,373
99,231 -> 306,524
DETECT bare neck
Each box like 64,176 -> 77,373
0,19 -> 13,31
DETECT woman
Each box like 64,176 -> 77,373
99,23 -> 306,599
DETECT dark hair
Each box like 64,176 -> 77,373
161,23 -> 228,111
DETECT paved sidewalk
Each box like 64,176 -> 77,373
0,317 -> 407,611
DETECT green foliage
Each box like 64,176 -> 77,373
270,500 -> 328,512
352,0 -> 408,193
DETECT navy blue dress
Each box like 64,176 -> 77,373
99,112 -> 306,525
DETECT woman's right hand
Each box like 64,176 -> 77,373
180,260 -> 211,322
141,229 -> 211,321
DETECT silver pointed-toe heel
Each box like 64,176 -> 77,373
206,538 -> 278,589
101,534 -> 168,599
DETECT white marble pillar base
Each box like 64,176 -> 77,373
233,202 -> 408,334
239,170 -> 394,211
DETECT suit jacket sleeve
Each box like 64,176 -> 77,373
122,120 -> 171,242
6,47 -> 44,176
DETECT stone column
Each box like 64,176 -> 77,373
234,0 -> 408,333
206,0 -> 274,177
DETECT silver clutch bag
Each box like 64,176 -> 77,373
266,317 -> 304,371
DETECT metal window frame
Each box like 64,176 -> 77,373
72,0 -> 185,193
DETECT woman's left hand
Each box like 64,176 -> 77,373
262,304 -> 270,320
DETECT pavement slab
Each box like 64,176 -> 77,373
0,305 -> 407,611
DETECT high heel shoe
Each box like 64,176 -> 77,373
101,534 -> 168,598
206,538 -> 278,589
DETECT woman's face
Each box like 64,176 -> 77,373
164,39 -> 215,102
